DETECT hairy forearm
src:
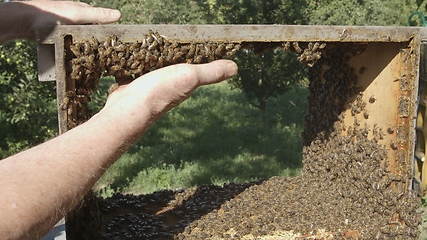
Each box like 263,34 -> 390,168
0,109 -> 144,239
0,60 -> 237,239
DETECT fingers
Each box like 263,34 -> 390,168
144,59 -> 238,91
104,60 -> 238,122
71,5 -> 122,24
141,60 -> 238,108
195,60 -> 239,86
27,1 -> 121,26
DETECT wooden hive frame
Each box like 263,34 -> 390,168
35,25 -> 427,238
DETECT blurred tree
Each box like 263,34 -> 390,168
83,0 -> 209,24
307,0 -> 416,26
229,48 -> 305,126
212,0 -> 308,24
229,49 -> 306,125
211,0 -> 309,125
0,40 -> 57,159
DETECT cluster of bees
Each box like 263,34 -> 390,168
299,43 -> 419,238
284,41 -> 326,67
65,30 -> 326,129
65,30 -> 242,128
98,182 -> 259,239
64,35 -> 421,239
170,43 -> 419,239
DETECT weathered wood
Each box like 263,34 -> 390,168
36,24 -> 426,44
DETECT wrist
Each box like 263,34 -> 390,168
88,106 -> 149,148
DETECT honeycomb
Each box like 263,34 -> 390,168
64,32 -> 421,239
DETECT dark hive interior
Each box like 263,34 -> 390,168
64,31 -> 421,239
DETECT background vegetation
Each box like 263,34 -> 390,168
0,0 -> 421,197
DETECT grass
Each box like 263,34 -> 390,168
93,80 -> 308,197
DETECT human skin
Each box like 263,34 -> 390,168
0,60 -> 238,239
0,0 -> 239,239
0,0 -> 121,44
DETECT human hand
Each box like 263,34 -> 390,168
0,0 -> 121,43
27,0 -> 121,26
99,60 -> 238,140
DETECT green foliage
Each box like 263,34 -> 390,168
0,41 -> 57,159
407,0 -> 427,26
208,0 -> 309,124
212,0 -> 309,24
95,82 -> 306,196
229,49 -> 306,124
417,0 -> 424,10
307,0 -> 416,26
82,0 -> 210,24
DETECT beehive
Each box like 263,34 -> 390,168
36,25 -> 425,239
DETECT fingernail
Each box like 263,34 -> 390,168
111,10 -> 122,20
227,62 -> 238,76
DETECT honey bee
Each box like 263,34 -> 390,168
76,94 -> 90,105
128,42 -> 140,52
146,34 -> 154,44
282,42 -> 291,51
227,44 -> 241,57
154,32 -> 164,45
70,66 -> 82,80
225,43 -> 234,51
141,38 -> 148,49
119,57 -> 126,68
311,42 -> 320,52
113,43 -> 126,52
60,91 -> 75,110
193,55 -> 203,64
66,103 -> 75,118
173,51 -> 184,62
379,129 -> 384,140
103,35 -> 114,48
130,60 -> 141,70
110,65 -> 121,72
82,41 -> 93,55
390,141 -> 398,150
292,42 -> 302,54
70,44 -> 82,57
148,40 -> 159,51
111,35 -> 119,47
363,111 -> 369,119
215,43 -> 226,56
188,43 -> 196,57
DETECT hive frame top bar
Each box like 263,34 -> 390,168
36,24 -> 427,44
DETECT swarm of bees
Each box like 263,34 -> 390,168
65,31 -> 246,128
64,34 -> 420,239
69,30 -> 243,81
65,30 -> 326,129
284,41 -> 326,67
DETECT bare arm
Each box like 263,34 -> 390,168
0,1 -> 121,44
0,60 -> 238,239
